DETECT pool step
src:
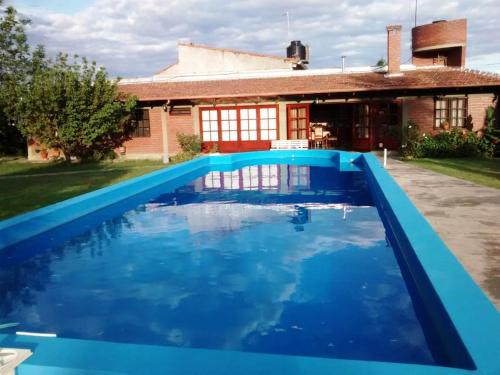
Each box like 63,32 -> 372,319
0,348 -> 32,375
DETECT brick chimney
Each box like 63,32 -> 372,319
386,25 -> 402,76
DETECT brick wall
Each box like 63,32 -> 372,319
411,53 -> 446,67
468,94 -> 495,130
412,19 -> 466,67
167,110 -> 195,155
406,97 -> 435,134
405,94 -> 495,135
123,107 -> 163,158
412,19 -> 466,51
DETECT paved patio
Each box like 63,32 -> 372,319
379,153 -> 500,310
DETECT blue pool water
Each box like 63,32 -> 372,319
0,164 -> 439,365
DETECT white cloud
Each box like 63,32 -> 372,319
467,52 -> 500,73
11,0 -> 500,77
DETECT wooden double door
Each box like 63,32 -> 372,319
200,105 -> 279,153
286,102 -> 400,151
352,102 -> 401,151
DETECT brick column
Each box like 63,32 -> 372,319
386,25 -> 402,75
160,108 -> 169,164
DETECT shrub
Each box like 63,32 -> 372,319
400,120 -> 423,158
418,129 -> 477,157
176,133 -> 201,154
171,133 -> 201,164
401,118 -> 496,159
209,143 -> 219,153
90,148 -> 118,161
483,106 -> 499,157
464,115 -> 474,131
169,151 -> 196,164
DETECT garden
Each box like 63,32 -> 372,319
400,107 -> 499,188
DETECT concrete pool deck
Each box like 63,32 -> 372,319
379,153 -> 500,310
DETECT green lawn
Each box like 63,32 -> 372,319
0,158 -> 166,220
405,157 -> 500,189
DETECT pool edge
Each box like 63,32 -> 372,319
1,150 -> 499,374
361,152 -> 500,374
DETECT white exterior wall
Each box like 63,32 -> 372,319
156,44 -> 294,77
278,103 -> 288,140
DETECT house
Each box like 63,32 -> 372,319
28,19 -> 500,161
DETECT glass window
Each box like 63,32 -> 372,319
201,110 -> 219,141
354,104 -> 370,139
288,106 -> 308,140
434,99 -> 448,128
260,107 -> 277,140
200,106 -> 279,144
434,98 -> 467,128
221,109 -> 238,141
449,98 -> 467,127
240,108 -> 257,141
132,109 -> 150,137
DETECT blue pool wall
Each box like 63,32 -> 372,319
361,153 -> 500,374
1,150 -> 499,375
0,150 -> 359,251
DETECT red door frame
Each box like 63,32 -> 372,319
286,104 -> 310,140
351,101 -> 402,151
199,105 -> 279,153
373,100 -> 402,150
351,103 -> 373,151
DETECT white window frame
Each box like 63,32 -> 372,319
259,107 -> 278,141
201,110 -> 219,141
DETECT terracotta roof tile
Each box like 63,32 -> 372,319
118,68 -> 500,101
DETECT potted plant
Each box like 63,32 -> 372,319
35,148 -> 49,160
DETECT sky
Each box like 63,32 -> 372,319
8,0 -> 500,78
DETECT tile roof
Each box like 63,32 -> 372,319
118,68 -> 500,101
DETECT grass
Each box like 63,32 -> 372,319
0,158 -> 166,220
405,157 -> 500,189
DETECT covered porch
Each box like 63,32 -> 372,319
287,101 -> 401,152
195,99 -> 403,154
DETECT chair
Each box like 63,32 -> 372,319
311,125 -> 325,149
325,127 -> 338,149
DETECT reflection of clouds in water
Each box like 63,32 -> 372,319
134,202 -> 282,234
167,328 -> 187,346
128,202 -> 383,252
142,206 -> 382,348
135,201 -> 370,234
135,283 -> 192,310
97,204 -> 414,354
3,195 -> 433,364
222,301 -> 286,350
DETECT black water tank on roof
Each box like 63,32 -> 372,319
287,40 -> 307,60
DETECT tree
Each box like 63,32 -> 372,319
0,0 -> 31,155
483,105 -> 499,156
376,57 -> 386,67
16,54 -> 137,161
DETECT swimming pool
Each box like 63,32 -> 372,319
0,150 -> 499,374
